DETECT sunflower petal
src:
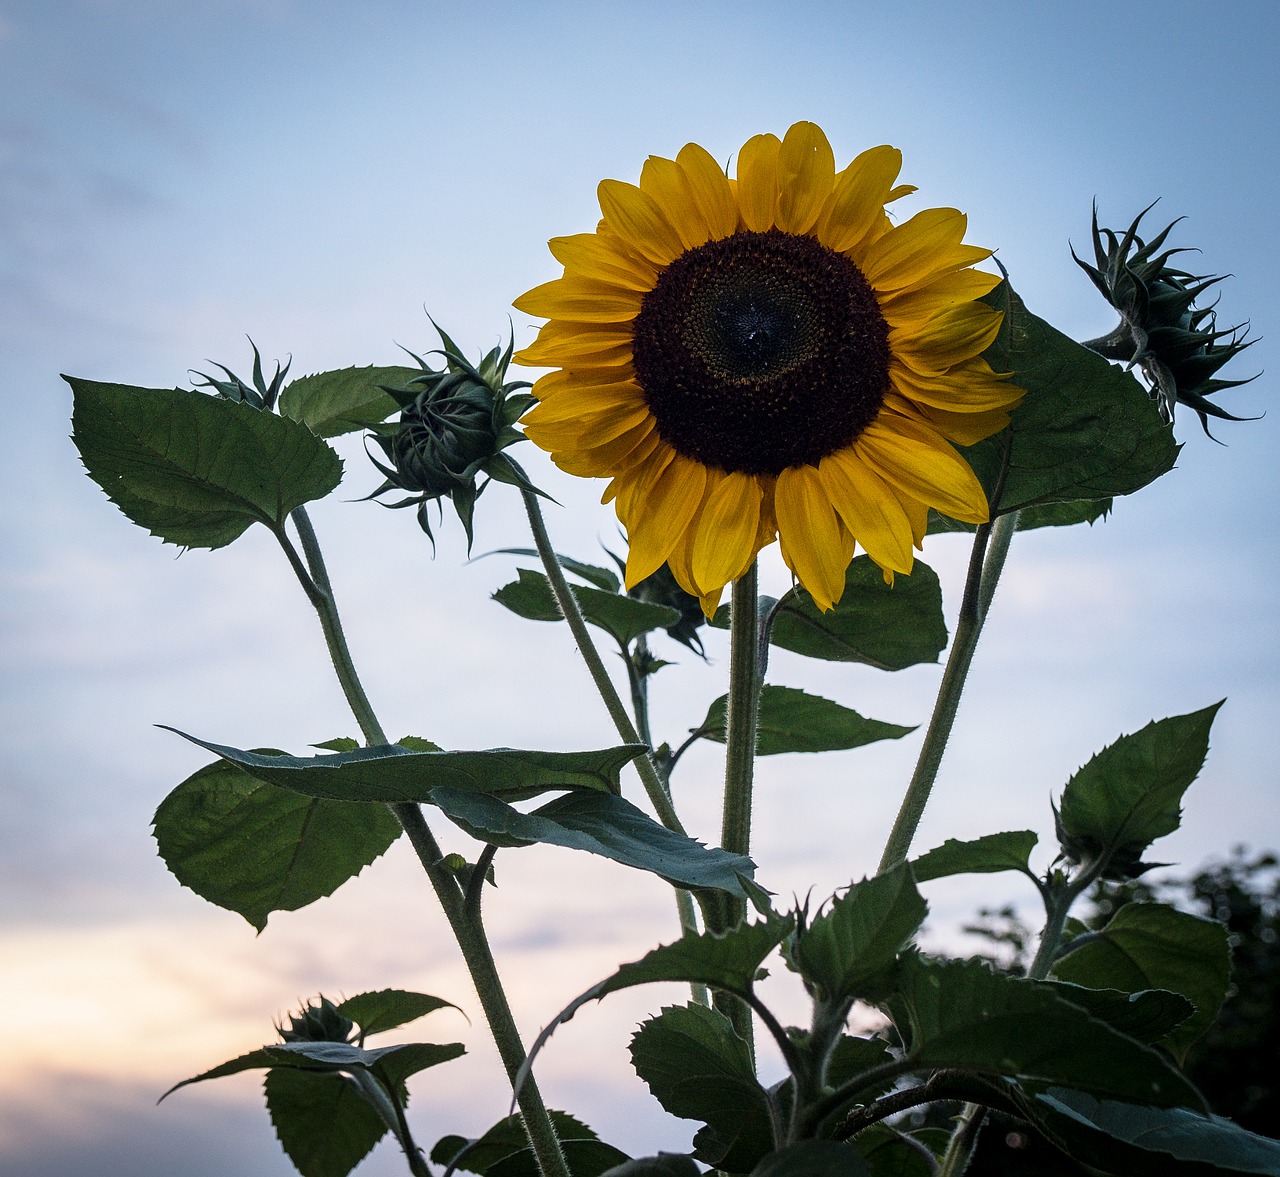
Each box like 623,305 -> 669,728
598,178 -> 687,266
857,415 -> 990,523
814,144 -> 902,253
776,121 -> 836,235
676,142 -> 739,241
623,454 -> 708,585
548,233 -> 658,290
775,465 -> 852,610
891,302 -> 1004,375
817,449 -> 916,575
860,208 -> 992,293
640,155 -> 709,250
736,133 -> 781,232
692,471 -> 763,592
514,275 -> 643,323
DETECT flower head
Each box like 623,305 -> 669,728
514,122 -> 1021,613
367,326 -> 536,550
276,996 -> 354,1044
1074,203 -> 1259,436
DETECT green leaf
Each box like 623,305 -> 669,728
824,1035 -> 896,1098
1043,982 -> 1195,1044
598,1158 -> 700,1177
162,730 -> 645,804
695,686 -> 915,756
629,1004 -> 773,1172
849,1124 -> 934,1177
889,956 -> 1203,1109
1052,903 -> 1231,1059
490,548 -> 622,592
152,757 -> 402,931
277,365 -> 417,437
489,1141 -> 632,1177
716,556 -> 945,670
751,1142 -> 871,1177
1056,704 -> 1222,875
264,1068 -> 387,1177
335,990 -> 460,1039
67,378 -> 343,548
370,1041 -> 468,1092
910,831 -> 1039,883
927,499 -> 1111,535
493,568 -> 680,647
958,284 -> 1178,514
428,789 -> 754,897
431,1111 -> 599,1174
792,865 -> 927,1003
1021,1087 -> 1280,1176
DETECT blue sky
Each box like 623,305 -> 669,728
2,1 -> 1278,1173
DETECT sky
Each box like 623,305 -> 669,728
2,1 -> 1278,1173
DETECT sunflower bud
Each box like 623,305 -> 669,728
276,996 -> 354,1044
191,340 -> 290,411
367,324 -> 537,550
1074,203 -> 1258,435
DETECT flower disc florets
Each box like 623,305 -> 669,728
368,326 -> 537,550
1075,203 -> 1259,435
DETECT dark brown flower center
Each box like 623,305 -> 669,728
630,229 -> 891,475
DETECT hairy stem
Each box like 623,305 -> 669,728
280,507 -> 571,1177
348,1069 -> 432,1177
877,510 -> 1019,873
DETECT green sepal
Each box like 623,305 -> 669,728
152,755 -> 402,930
712,556 -> 945,670
161,729 -> 645,803
277,365 -> 417,437
493,567 -> 680,647
67,377 -> 343,548
910,831 -> 1039,883
694,686 -> 915,756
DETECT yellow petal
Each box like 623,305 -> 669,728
514,275 -> 643,323
597,178 -> 686,266
813,145 -> 901,253
735,133 -> 781,232
878,268 -> 1002,325
857,415 -> 990,523
523,397 -> 649,447
623,454 -> 708,585
900,399 -> 1015,446
676,142 -> 739,241
548,233 -> 658,291
691,471 -> 764,592
860,208 -> 992,293
611,443 -> 674,517
888,359 -> 1020,413
817,449 -> 916,575
776,121 -> 836,235
640,155 -> 709,250
890,302 -> 1004,375
514,320 -> 636,370
774,465 -> 852,610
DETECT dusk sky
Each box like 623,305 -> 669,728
3,2 -> 1278,1174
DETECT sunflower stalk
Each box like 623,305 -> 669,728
279,506 -> 573,1177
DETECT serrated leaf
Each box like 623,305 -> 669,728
824,1035 -> 896,1097
370,1041 -> 467,1091
493,568 -> 680,647
598,1157 -> 700,1177
67,378 -> 343,548
792,865 -> 927,1003
431,1111 -> 598,1174
1057,704 -> 1222,872
162,730 -> 645,803
490,549 -> 621,592
957,284 -> 1178,514
1044,983 -> 1195,1044
713,557 -> 945,670
428,789 -> 754,897
153,757 -> 402,930
278,366 -> 417,437
1052,903 -> 1231,1059
927,499 -> 1111,535
1021,1087 -> 1280,1175
695,686 -> 915,756
629,1004 -> 773,1172
336,990 -> 460,1039
264,1068 -> 387,1177
751,1141 -> 871,1176
489,1141 -> 631,1177
889,956 -> 1203,1109
910,831 -> 1039,884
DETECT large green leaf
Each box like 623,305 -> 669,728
1056,704 -> 1222,876
493,568 -> 680,647
792,865 -> 927,1003
695,686 -> 915,756
1052,903 -> 1231,1059
910,831 -> 1039,884
153,757 -> 402,931
163,730 -> 645,803
264,1068 -> 387,1177
431,1111 -> 600,1175
1039,982 -> 1195,1045
277,365 -> 417,437
751,1142 -> 871,1177
715,556 -> 945,669
336,990 -> 459,1039
428,789 -> 755,897
598,1158 -> 700,1177
956,284 -> 1178,515
67,378 -> 343,548
848,1125 -> 934,1177
1021,1087 -> 1280,1176
890,956 -> 1203,1109
928,499 -> 1111,535
489,1141 -> 632,1177
629,1004 -> 774,1172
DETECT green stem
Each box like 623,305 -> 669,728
877,511 -> 1019,874
280,507 -> 571,1177
348,1069 -> 432,1177
936,1104 -> 985,1177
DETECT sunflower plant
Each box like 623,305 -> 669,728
64,122 -> 1272,1177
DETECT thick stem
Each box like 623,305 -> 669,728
936,1105 -> 985,1177
279,508 -> 571,1177
877,511 -> 1019,874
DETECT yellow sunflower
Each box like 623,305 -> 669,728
513,121 -> 1021,613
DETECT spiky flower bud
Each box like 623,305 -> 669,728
276,996 -> 354,1044
191,340 -> 290,411
1074,203 -> 1258,435
367,324 -> 538,550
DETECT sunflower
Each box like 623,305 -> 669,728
513,122 -> 1021,613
